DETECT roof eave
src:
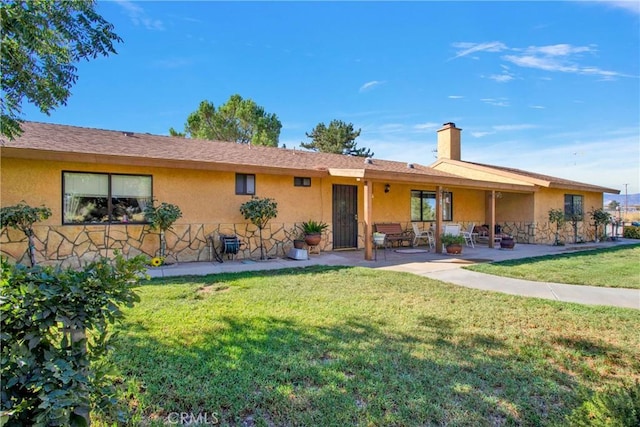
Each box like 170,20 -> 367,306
0,147 -> 330,177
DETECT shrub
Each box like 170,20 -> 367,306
623,226 -> 640,239
0,253 -> 147,425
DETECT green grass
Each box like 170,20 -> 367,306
464,244 -> 640,289
107,266 -> 640,426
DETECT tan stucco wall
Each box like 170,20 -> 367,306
532,187 -> 604,243
1,157 -> 609,264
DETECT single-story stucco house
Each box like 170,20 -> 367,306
0,121 -> 618,267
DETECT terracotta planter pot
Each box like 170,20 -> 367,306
445,243 -> 463,254
500,237 -> 515,249
293,239 -> 305,249
304,233 -> 322,246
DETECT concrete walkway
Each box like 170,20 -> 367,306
147,239 -> 640,310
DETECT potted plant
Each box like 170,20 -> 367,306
290,225 -> 305,249
500,235 -> 516,249
302,220 -> 329,246
440,233 -> 465,254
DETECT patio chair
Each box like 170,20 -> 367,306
461,222 -> 475,248
442,224 -> 461,236
412,223 -> 432,247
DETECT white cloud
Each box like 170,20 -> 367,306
522,43 -> 595,56
413,122 -> 440,131
359,80 -> 385,92
481,98 -> 510,107
115,0 -> 164,30
529,105 -> 546,109
492,124 -> 538,131
448,95 -> 464,99
450,41 -> 508,60
452,39 -> 630,81
594,1 -> 640,15
503,43 -> 627,79
470,131 -> 494,138
487,73 -> 515,83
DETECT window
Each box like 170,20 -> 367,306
294,177 -> 311,187
63,172 -> 152,224
564,194 -> 584,220
411,190 -> 452,221
235,173 -> 255,195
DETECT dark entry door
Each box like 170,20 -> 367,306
332,184 -> 358,249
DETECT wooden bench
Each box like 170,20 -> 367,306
374,223 -> 413,248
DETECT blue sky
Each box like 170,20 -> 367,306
22,1 -> 640,193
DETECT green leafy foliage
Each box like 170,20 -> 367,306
171,95 -> 282,146
143,201 -> 182,258
567,381 -> 640,426
301,220 -> 329,234
0,0 -> 122,140
589,207 -> 612,240
0,201 -> 52,266
623,226 -> 640,239
0,253 -> 147,426
549,208 -> 566,245
142,201 -> 182,233
239,197 -> 278,260
239,197 -> 278,230
301,119 -> 373,157
440,233 -> 465,246
0,201 -> 51,235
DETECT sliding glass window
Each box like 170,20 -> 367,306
63,172 -> 152,224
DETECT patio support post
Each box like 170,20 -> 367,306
435,185 -> 443,253
489,190 -> 496,248
364,180 -> 373,260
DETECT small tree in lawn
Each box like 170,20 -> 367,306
589,207 -> 611,242
548,208 -> 565,246
0,201 -> 52,266
143,201 -> 182,260
239,196 -> 278,260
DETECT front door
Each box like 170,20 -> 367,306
332,184 -> 358,249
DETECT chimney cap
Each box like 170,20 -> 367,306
442,122 -> 456,127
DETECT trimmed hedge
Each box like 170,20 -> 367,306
623,226 -> 640,239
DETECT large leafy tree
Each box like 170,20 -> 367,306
170,94 -> 282,147
301,119 -> 373,157
1,0 -> 122,140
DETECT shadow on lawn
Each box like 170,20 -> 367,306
109,308 -> 626,426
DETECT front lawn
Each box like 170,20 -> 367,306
108,266 -> 640,426
465,244 -> 640,289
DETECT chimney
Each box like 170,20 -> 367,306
437,122 -> 462,161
